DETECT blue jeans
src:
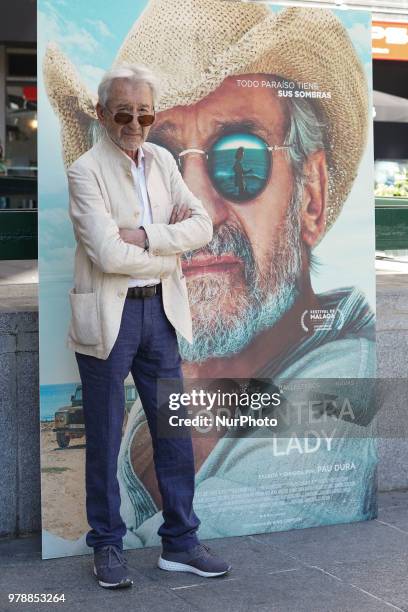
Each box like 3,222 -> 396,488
75,293 -> 200,553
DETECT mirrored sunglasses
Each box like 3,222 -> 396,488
159,132 -> 291,203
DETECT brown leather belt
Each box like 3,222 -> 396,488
126,283 -> 162,299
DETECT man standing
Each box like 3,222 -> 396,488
66,64 -> 230,588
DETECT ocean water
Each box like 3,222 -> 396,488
40,383 -> 78,421
212,147 -> 270,201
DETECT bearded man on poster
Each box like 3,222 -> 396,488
43,0 -> 376,566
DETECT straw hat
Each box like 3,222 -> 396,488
43,0 -> 369,232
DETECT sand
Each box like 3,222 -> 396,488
40,422 -> 88,540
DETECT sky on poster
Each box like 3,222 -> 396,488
38,1 -> 374,384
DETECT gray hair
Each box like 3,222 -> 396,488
275,78 -> 328,267
97,63 -> 161,107
283,91 -> 328,182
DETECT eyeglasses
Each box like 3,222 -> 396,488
104,105 -> 156,127
161,132 -> 291,203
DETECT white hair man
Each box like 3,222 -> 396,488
65,63 -> 231,588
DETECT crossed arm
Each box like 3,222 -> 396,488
119,151 -> 213,256
119,201 -> 194,249
67,152 -> 213,278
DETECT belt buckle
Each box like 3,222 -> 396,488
149,283 -> 160,296
129,286 -> 141,298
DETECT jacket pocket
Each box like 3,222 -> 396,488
69,288 -> 100,345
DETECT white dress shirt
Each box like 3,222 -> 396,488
128,146 -> 160,287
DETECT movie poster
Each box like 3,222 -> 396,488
38,0 -> 376,559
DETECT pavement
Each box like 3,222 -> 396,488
0,260 -> 37,312
0,490 -> 407,612
375,252 -> 408,277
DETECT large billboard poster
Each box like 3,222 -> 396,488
38,0 -> 376,559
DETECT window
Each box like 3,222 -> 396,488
0,46 -> 37,210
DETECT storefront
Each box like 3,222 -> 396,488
373,18 -> 408,253
0,0 -> 37,259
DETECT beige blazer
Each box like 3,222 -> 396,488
65,133 -> 213,359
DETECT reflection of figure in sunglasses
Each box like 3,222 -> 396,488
44,0 -> 376,557
233,147 -> 251,197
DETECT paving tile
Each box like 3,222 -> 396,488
378,491 -> 408,510
249,519 -> 408,565
376,505 -> 408,534
324,554 -> 408,612
172,566 -> 395,612
0,554 -> 151,594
